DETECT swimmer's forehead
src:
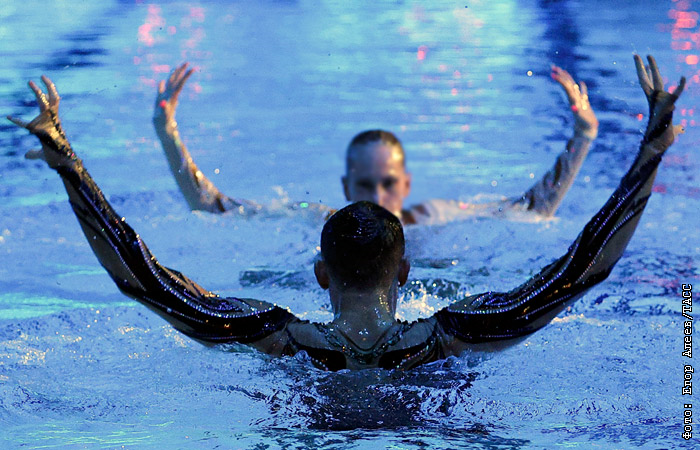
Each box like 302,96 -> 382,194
346,142 -> 405,175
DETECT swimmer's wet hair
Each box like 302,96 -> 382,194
321,201 -> 405,289
346,130 -> 406,171
348,129 -> 402,149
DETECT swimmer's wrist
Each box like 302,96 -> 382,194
28,117 -> 80,170
153,111 -> 178,129
641,140 -> 670,156
573,126 -> 598,141
154,118 -> 179,137
43,140 -> 80,171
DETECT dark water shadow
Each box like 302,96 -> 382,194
243,355 -> 530,448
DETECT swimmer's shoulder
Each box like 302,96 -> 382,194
388,318 -> 438,349
285,320 -> 330,347
405,197 -> 513,225
403,198 -> 477,225
376,319 -> 445,369
284,320 -> 348,370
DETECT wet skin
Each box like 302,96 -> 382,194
342,142 -> 412,220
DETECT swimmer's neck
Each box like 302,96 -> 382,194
329,282 -> 399,344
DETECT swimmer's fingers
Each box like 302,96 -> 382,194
174,62 -> 189,81
552,66 -> 596,134
161,65 -> 181,100
13,77 -> 66,133
8,117 -> 52,161
10,77 -> 60,126
159,63 -> 192,110
28,81 -> 49,112
171,67 -> 194,102
551,65 -> 592,113
551,65 -> 575,87
24,149 -> 46,161
642,61 -> 686,150
168,62 -> 189,91
654,81 -> 684,122
7,115 -> 29,129
672,76 -> 687,101
181,67 -> 194,87
579,81 -> 588,101
156,64 -> 187,118
647,55 -> 664,92
167,64 -> 181,88
634,54 -> 653,98
674,123 -> 685,138
551,65 -> 578,104
41,75 -> 60,108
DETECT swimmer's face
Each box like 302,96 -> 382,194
342,142 -> 411,219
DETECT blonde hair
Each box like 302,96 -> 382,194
345,130 -> 405,173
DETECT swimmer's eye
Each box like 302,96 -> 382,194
357,180 -> 375,191
381,178 -> 398,190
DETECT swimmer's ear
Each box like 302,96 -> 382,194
314,260 -> 329,290
398,258 -> 410,287
341,175 -> 351,201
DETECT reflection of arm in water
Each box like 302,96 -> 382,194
11,76 -> 299,353
432,56 -> 684,355
153,63 -> 261,215
510,65 -> 599,217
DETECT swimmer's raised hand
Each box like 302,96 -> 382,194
551,65 -> 598,140
7,76 -> 77,169
154,62 -> 194,130
634,54 -> 686,154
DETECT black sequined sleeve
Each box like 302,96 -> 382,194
44,134 -> 295,345
434,144 -> 662,346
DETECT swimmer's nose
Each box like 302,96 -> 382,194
374,187 -> 391,208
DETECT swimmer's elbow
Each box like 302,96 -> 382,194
536,207 -> 556,219
529,197 -> 561,218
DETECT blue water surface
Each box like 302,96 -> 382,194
1,1 -> 699,448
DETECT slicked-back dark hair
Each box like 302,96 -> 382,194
321,201 -> 405,289
346,129 -> 406,173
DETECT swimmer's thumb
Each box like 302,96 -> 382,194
674,124 -> 685,137
25,149 -> 46,161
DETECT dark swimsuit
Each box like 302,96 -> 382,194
42,121 -> 661,371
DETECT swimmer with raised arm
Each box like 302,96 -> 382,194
153,64 -> 598,223
10,55 -> 683,370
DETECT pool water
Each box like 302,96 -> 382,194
1,1 -> 699,448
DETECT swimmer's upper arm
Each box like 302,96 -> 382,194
246,318 -> 328,356
407,199 -> 505,225
431,288 -> 572,352
120,269 -> 298,347
54,149 -> 298,348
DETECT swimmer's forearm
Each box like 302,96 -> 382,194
154,120 -> 232,212
518,132 -> 594,217
557,142 -> 660,284
56,157 -> 151,291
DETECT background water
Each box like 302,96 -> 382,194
1,1 -> 699,448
